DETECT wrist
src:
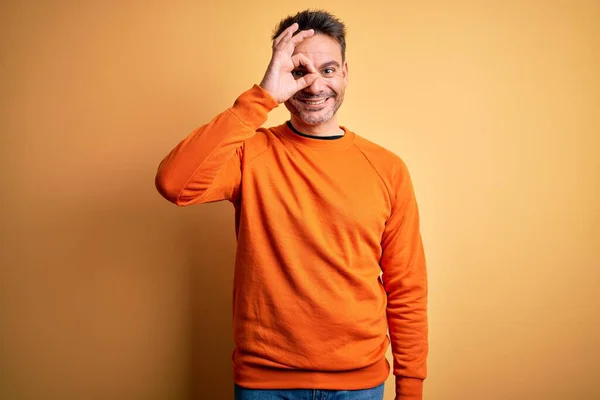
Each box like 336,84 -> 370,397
258,82 -> 279,103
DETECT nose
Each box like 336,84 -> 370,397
303,76 -> 327,95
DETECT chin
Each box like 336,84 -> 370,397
298,114 -> 333,125
285,102 -> 337,126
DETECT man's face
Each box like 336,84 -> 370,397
285,33 -> 348,126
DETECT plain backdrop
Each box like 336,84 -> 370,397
1,1 -> 599,399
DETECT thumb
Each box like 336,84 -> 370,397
295,72 -> 319,91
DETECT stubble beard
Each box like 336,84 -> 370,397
285,90 -> 345,126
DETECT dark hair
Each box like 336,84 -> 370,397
272,10 -> 347,61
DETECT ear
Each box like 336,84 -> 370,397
342,61 -> 349,86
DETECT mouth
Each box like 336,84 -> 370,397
297,97 -> 330,107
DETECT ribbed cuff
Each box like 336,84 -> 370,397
396,377 -> 423,400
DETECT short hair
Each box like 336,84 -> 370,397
272,10 -> 347,61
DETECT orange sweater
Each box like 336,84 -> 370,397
155,85 -> 428,399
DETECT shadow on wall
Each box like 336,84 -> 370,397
98,189 -> 239,400
0,174 -> 239,400
77,173 -> 240,399
93,183 -> 240,400
180,201 -> 237,400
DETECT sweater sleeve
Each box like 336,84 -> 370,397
380,160 -> 428,400
155,85 -> 278,205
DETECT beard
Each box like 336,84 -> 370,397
284,88 -> 345,125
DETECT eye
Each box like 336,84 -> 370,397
323,67 -> 335,75
292,70 -> 306,78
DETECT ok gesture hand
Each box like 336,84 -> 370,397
260,23 -> 319,104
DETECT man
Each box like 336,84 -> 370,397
156,10 -> 428,400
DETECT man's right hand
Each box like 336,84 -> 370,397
260,23 -> 319,104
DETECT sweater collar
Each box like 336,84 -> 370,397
278,121 -> 355,150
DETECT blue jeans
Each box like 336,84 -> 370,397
234,383 -> 384,400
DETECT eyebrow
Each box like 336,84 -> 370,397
318,61 -> 340,69
294,60 -> 340,70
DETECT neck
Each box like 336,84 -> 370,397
289,115 -> 343,137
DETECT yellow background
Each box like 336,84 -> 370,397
1,1 -> 598,399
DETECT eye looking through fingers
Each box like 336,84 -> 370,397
292,65 -> 339,79
292,70 -> 306,78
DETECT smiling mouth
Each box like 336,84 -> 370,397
299,98 -> 329,106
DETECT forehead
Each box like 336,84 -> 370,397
292,33 -> 343,62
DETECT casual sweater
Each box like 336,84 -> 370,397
155,85 -> 428,399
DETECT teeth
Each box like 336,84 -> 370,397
303,98 -> 327,105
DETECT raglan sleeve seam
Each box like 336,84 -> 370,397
175,108 -> 250,204
352,142 -> 395,215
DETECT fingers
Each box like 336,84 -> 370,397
289,28 -> 314,46
291,53 -> 317,73
273,22 -> 298,47
291,53 -> 319,91
273,23 -> 314,50
295,72 -> 320,92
